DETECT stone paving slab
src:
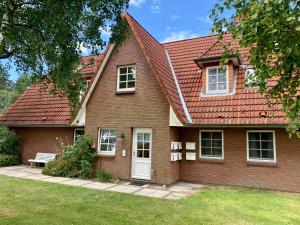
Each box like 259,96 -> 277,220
82,182 -> 117,190
107,184 -> 142,194
42,177 -> 73,183
165,192 -> 188,200
0,165 -> 204,200
61,179 -> 94,187
7,171 -> 32,178
135,188 -> 170,198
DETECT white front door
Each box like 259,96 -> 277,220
131,128 -> 152,180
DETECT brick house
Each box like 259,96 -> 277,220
1,13 -> 299,193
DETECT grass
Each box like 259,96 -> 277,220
0,175 -> 300,225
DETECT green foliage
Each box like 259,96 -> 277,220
14,74 -> 32,94
42,159 -> 78,177
0,126 -> 20,160
0,154 -> 19,167
0,89 -> 18,113
62,135 -> 96,179
211,0 -> 300,136
42,136 -> 96,179
0,65 -> 13,90
0,65 -> 32,114
97,170 -> 113,183
0,0 -> 129,113
79,160 -> 94,179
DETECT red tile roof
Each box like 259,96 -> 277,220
124,13 -> 188,124
79,55 -> 104,75
163,35 -> 286,125
0,83 -> 71,126
0,55 -> 103,126
0,14 -> 288,126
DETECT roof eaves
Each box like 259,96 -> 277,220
165,49 -> 192,124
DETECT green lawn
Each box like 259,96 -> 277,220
0,175 -> 299,225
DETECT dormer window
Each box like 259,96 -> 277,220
206,66 -> 228,94
245,67 -> 257,88
117,65 -> 136,92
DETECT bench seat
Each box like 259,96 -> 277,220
28,153 -> 56,167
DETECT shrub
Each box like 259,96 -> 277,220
0,126 -> 20,160
97,170 -> 113,183
62,135 -> 96,179
42,159 -> 78,177
79,160 -> 94,179
0,154 -> 19,167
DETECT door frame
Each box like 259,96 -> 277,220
131,128 -> 152,180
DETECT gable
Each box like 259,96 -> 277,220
85,31 -> 171,127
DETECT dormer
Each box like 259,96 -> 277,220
194,40 -> 242,96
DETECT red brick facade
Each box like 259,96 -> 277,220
85,32 -> 178,184
12,127 -> 74,163
179,128 -> 300,193
3,13 -> 300,193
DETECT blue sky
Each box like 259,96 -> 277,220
127,0 -> 217,43
8,0 -> 217,81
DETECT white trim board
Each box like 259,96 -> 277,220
71,44 -> 115,126
165,49 -> 192,124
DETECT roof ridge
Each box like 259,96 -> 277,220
161,33 -> 219,45
123,12 -> 164,49
199,39 -> 220,58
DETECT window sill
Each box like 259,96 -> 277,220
199,158 -> 225,164
96,153 -> 115,158
116,90 -> 136,95
246,161 -> 277,167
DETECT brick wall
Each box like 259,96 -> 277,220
179,128 -> 300,192
85,32 -> 178,184
12,127 -> 74,163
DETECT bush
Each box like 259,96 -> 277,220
97,170 -> 113,183
0,154 -> 19,167
62,135 -> 96,179
79,160 -> 94,179
0,126 -> 20,160
42,159 -> 78,177
42,136 -> 96,179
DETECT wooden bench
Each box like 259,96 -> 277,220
28,153 -> 56,168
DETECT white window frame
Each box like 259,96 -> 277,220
206,66 -> 229,95
98,128 -> 117,155
199,130 -> 224,160
117,65 -> 136,92
246,130 -> 276,163
73,128 -> 84,141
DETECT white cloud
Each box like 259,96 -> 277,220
77,42 -> 90,55
129,0 -> 146,7
170,15 -> 182,20
151,0 -> 161,13
100,25 -> 112,38
198,15 -> 212,24
162,30 -> 198,43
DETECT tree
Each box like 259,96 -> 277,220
14,74 -> 32,94
0,0 -> 129,111
0,65 -> 16,113
0,64 -> 12,90
211,0 -> 300,136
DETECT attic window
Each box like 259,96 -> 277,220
245,67 -> 257,88
206,66 -> 228,94
117,65 -> 136,92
